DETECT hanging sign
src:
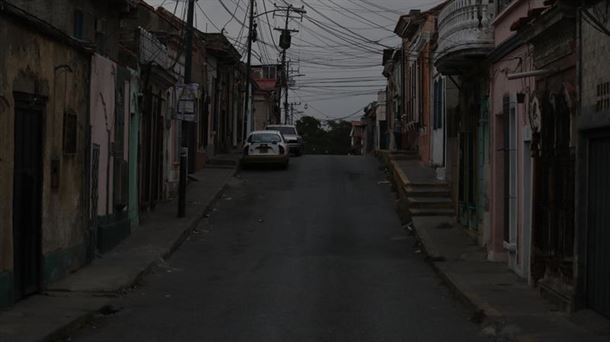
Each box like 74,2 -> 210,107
176,83 -> 200,122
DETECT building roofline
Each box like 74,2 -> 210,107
1,2 -> 94,54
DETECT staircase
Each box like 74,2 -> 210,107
387,152 -> 454,217
405,182 -> 454,217
389,150 -> 419,161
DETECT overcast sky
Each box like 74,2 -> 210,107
145,0 -> 445,121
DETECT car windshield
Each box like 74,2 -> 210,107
268,126 -> 297,135
249,133 -> 282,143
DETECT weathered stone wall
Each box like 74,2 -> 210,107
8,0 -> 124,59
580,2 -> 610,127
0,13 -> 91,301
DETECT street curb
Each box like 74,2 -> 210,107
42,304 -> 112,342
43,167 -> 238,342
378,153 -> 512,339
410,226 -> 504,320
126,166 -> 239,292
411,229 -> 513,340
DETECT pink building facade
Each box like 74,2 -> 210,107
90,54 -> 118,219
488,0 -> 543,280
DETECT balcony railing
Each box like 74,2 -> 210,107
434,0 -> 495,74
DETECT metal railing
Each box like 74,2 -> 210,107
435,0 -> 495,63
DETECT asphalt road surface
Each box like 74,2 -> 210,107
69,155 -> 486,342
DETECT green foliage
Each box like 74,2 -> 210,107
296,116 -> 352,155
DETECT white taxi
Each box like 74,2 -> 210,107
241,130 -> 290,168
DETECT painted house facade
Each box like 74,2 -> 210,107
251,64 -> 281,131
380,0 -> 610,319
0,0 -> 135,307
395,7 -> 444,162
515,0 -> 579,310
0,0 -> 246,308
202,33 -> 243,154
375,90 -> 388,150
488,0 -> 543,280
382,49 -> 403,151
435,0 -> 495,241
575,0 -> 610,318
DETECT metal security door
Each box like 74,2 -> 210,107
12,97 -> 43,299
140,93 -> 164,210
586,135 -> 610,318
531,91 -> 575,289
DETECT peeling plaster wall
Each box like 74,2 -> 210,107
90,54 -> 117,217
0,16 -> 90,272
164,90 -> 179,199
581,2 -> 610,122
8,0 -> 124,60
128,70 -> 140,228
253,93 -> 272,131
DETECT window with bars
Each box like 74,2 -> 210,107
596,81 -> 610,112
263,66 -> 276,80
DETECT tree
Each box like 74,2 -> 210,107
326,120 -> 352,155
296,116 -> 325,154
296,116 -> 352,155
296,116 -> 323,138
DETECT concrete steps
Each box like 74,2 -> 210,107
410,208 -> 455,217
407,196 -> 453,209
405,181 -> 454,216
389,151 -> 419,161
405,185 -> 451,197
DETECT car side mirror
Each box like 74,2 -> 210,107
272,141 -> 278,145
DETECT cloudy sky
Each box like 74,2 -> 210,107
145,0 -> 444,121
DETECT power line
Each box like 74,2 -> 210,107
222,0 -> 244,29
302,0 -> 392,48
321,0 -> 395,32
262,0 -> 281,51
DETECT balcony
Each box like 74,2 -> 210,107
434,0 -> 495,75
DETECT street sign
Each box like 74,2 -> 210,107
176,83 -> 199,122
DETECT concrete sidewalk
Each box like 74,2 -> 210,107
0,165 -> 237,342
380,151 -> 610,342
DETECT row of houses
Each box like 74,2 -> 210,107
0,0 -> 282,307
364,0 -> 610,318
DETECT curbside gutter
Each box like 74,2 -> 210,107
38,167 -> 239,342
132,178 -> 237,294
378,151 -> 512,339
42,304 -> 113,342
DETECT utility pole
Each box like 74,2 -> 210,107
289,103 -> 293,125
242,0 -> 255,141
178,0 -> 196,218
281,5 -> 290,125
274,4 -> 305,124
284,59 -> 290,124
288,101 -> 301,124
